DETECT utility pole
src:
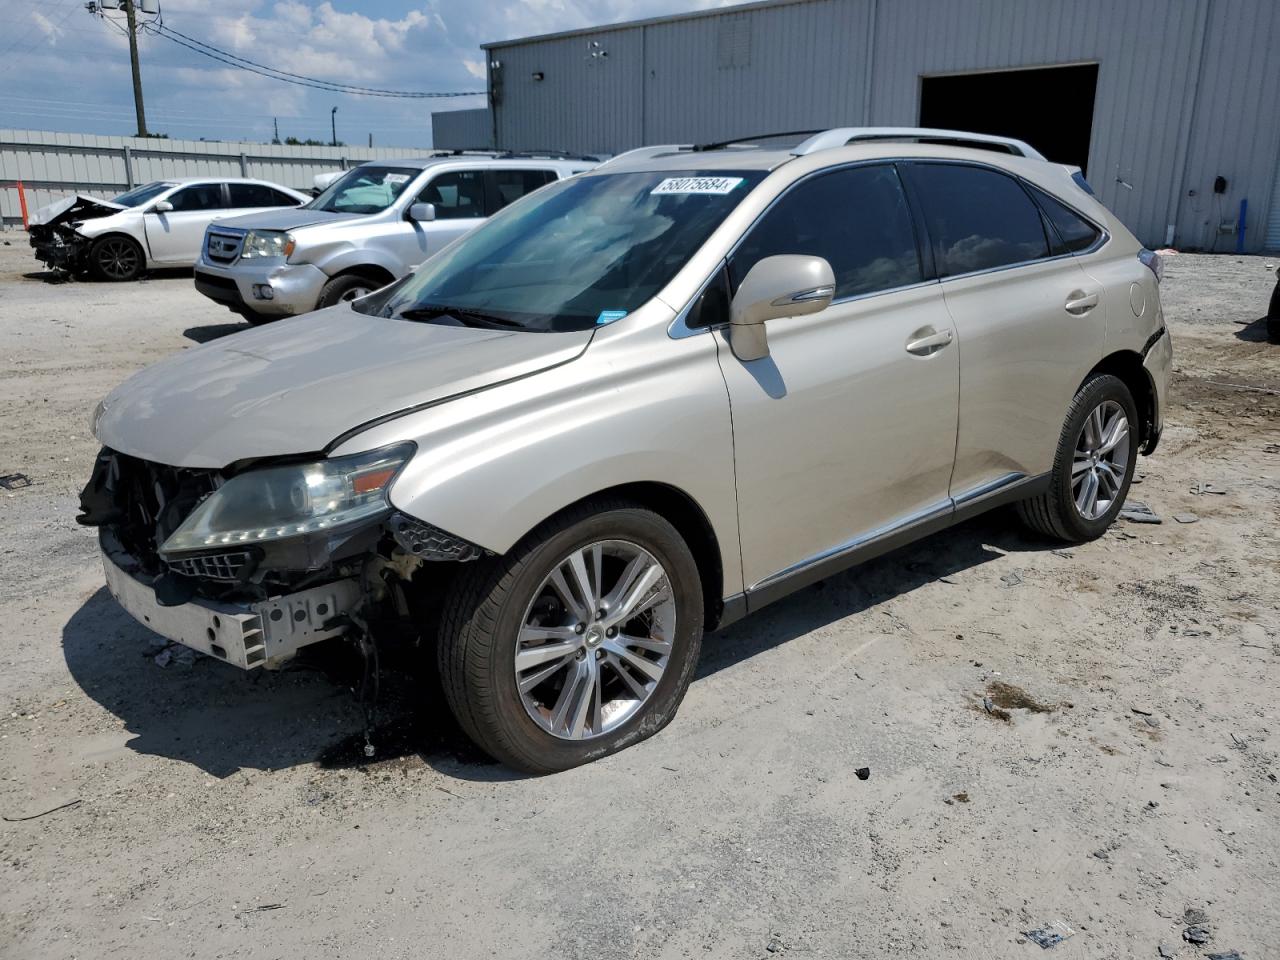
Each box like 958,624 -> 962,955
330,106 -> 338,147
273,117 -> 280,144
123,0 -> 148,136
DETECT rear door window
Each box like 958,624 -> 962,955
228,183 -> 298,208
730,163 -> 923,300
906,163 -> 1050,277
166,184 -> 227,212
419,170 -> 486,220
1026,183 -> 1103,254
487,169 -> 557,214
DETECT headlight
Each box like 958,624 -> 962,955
240,230 -> 296,260
160,443 -> 414,554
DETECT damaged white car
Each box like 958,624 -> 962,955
29,178 -> 308,281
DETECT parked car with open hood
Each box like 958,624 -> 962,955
80,128 -> 1171,773
28,178 -> 309,281
192,152 -> 596,323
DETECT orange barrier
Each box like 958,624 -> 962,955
2,181 -> 31,229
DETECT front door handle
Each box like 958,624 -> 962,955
905,327 -> 954,356
1064,290 -> 1100,315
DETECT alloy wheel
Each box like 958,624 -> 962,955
515,539 -> 676,740
97,238 -> 140,280
1072,400 -> 1130,520
339,285 -> 372,302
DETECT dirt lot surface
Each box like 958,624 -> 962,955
1,236 -> 1278,960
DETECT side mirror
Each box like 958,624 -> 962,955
149,200 -> 174,214
728,254 -> 835,361
408,202 -> 436,223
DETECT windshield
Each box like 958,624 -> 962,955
307,165 -> 420,214
112,182 -> 173,208
374,170 -> 766,332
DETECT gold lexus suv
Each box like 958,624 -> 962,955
81,128 -> 1171,772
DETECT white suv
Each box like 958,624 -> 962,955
193,152 -> 596,322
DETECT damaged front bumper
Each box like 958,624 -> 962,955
29,228 -> 91,273
101,542 -> 359,669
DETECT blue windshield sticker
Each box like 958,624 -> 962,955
596,310 -> 628,325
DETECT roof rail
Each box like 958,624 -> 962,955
691,129 -> 824,152
791,127 -> 1045,160
597,144 -> 692,167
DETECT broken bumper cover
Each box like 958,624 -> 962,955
102,547 -> 359,670
29,232 -> 89,272
194,258 -> 328,318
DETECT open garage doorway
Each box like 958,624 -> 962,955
919,63 -> 1099,173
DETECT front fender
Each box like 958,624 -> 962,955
330,309 -> 743,599
301,240 -> 405,281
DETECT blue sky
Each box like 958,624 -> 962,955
0,0 -> 723,146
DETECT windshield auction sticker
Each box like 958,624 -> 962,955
651,176 -> 744,195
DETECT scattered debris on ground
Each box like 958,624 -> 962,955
0,472 -> 31,490
1120,501 -> 1163,523
1024,920 -> 1075,949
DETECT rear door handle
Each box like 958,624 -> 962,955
1064,290 -> 1100,315
905,327 -> 954,356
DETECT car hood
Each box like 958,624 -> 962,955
213,207 -> 359,232
29,194 -> 126,228
94,305 -> 594,469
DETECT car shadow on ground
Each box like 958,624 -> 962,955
183,321 -> 250,343
22,267 -> 194,285
1234,316 -> 1280,343
62,510 -> 1051,781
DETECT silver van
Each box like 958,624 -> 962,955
83,128 -> 1171,773
193,153 -> 596,322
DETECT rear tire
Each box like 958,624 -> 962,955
1017,373 -> 1139,543
437,499 -> 703,774
315,273 -> 380,309
88,235 -> 144,282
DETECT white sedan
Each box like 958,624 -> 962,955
28,177 -> 310,281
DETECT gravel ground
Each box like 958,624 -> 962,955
1,236 -> 1278,960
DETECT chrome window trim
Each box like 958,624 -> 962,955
665,154 -> 1112,340
668,158 -> 933,339
903,158 -> 1111,280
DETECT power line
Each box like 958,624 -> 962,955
147,23 -> 484,99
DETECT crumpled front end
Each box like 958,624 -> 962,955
28,195 -> 124,273
77,447 -> 481,671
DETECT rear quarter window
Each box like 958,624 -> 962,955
906,163 -> 1050,277
1027,183 -> 1103,254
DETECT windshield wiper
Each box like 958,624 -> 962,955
393,304 -> 525,330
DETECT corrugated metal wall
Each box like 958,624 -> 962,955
431,108 -> 495,150
1175,0 -> 1280,252
0,130 -> 430,226
486,0 -> 1280,251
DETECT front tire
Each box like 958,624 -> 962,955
88,235 -> 144,282
437,500 -> 704,774
315,273 -> 379,309
1017,373 -> 1139,543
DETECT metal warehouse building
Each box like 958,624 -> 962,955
436,0 -> 1280,252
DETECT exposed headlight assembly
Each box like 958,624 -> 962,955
160,443 -> 414,555
239,230 -> 296,260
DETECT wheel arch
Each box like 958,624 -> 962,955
1083,350 -> 1158,454
85,231 -> 147,276
531,482 -> 728,633
330,263 -> 396,288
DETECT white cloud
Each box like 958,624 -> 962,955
29,10 -> 64,44
1,0 -> 723,144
